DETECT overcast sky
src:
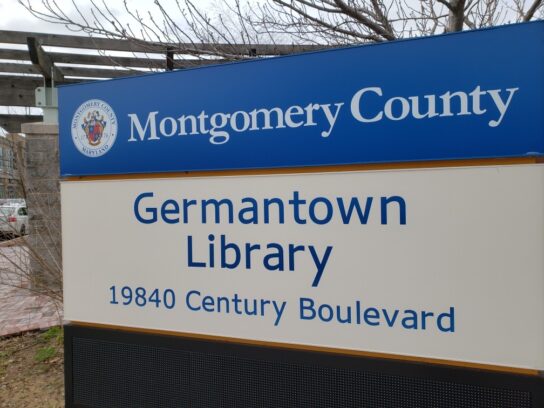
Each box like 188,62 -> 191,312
0,0 -> 220,35
0,0 -> 73,33
0,0 -> 175,35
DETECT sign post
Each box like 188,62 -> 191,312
60,21 -> 544,408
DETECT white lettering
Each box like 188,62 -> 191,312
384,97 -> 409,121
284,105 -> 305,128
351,87 -> 383,123
320,103 -> 344,137
127,111 -> 159,142
159,117 -> 177,137
487,87 -> 519,127
409,95 -> 438,119
440,91 -> 470,117
125,85 -> 519,144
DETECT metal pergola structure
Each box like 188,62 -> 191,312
0,30 -> 325,133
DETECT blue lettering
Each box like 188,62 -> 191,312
182,199 -> 196,223
437,307 -> 455,332
161,199 -> 180,224
383,309 -> 400,327
309,246 -> 333,287
363,307 -> 380,326
300,297 -> 316,320
134,192 -> 157,224
187,236 -> 206,267
264,198 -> 284,224
337,197 -> 373,224
201,198 -> 234,223
202,295 -> 215,312
264,243 -> 284,271
221,235 -> 241,269
381,196 -> 407,225
186,290 -> 201,311
401,310 -> 418,329
309,197 -> 333,224
318,304 -> 334,322
238,198 -> 259,224
289,191 -> 307,224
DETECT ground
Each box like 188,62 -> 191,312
0,241 -> 63,338
0,236 -> 64,407
0,327 -> 64,408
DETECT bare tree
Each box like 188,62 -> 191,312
0,133 -> 62,319
16,0 -> 544,61
243,0 -> 542,42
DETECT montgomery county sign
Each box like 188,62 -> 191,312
59,21 -> 543,176
59,21 -> 544,408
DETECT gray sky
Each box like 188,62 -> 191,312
0,0 -> 220,34
0,0 -> 74,33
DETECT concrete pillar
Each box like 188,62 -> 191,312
21,122 -> 61,290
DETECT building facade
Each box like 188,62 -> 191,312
0,133 -> 25,199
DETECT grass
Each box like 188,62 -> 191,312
39,326 -> 63,343
0,327 -> 64,407
33,326 -> 64,362
34,346 -> 57,363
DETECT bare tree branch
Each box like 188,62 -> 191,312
523,0 -> 543,20
12,1 -> 543,75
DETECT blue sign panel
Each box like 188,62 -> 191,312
59,22 -> 544,176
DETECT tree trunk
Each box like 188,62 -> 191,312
447,0 -> 466,32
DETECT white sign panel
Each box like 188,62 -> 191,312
62,165 -> 544,370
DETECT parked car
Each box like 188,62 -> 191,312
0,200 -> 28,237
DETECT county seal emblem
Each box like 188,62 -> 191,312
71,99 -> 118,158
82,111 -> 106,146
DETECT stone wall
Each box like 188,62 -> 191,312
21,122 -> 62,289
